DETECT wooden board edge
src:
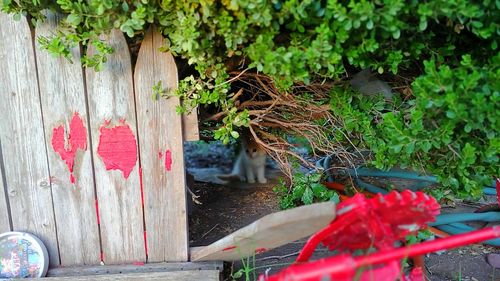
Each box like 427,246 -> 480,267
42,270 -> 220,281
190,201 -> 336,261
47,261 -> 223,277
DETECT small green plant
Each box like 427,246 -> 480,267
274,171 -> 340,210
231,254 -> 256,281
456,261 -> 462,281
405,229 -> 433,246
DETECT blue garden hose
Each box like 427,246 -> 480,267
317,155 -> 499,246
316,156 -> 497,195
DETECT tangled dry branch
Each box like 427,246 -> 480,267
205,71 -> 361,180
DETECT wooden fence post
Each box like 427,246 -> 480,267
35,12 -> 101,266
0,13 -> 60,266
0,146 -> 11,233
134,27 -> 188,262
85,29 -> 145,264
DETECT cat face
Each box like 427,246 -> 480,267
243,140 -> 265,159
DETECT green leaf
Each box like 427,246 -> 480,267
232,269 -> 244,279
66,14 -> 81,25
302,187 -> 314,205
419,20 -> 427,31
329,192 -> 340,204
230,131 -> 240,139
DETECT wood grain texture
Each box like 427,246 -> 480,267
47,261 -> 223,277
85,29 -> 145,264
35,12 -> 100,266
134,27 -> 188,262
0,13 -> 60,265
0,145 -> 11,233
190,201 -> 336,261
42,270 -> 220,281
182,108 -> 199,141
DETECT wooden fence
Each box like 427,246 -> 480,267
0,12 -> 198,267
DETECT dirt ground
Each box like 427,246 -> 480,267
185,142 -> 499,281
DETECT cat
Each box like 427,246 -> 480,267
218,133 -> 268,184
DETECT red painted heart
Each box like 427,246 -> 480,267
51,113 -> 87,184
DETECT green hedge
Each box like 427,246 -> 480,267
2,0 -> 498,198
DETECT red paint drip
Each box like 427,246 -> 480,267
222,245 -> 237,251
139,167 -> 145,207
95,199 -> 100,225
51,113 -> 87,184
133,262 -> 145,266
100,252 -> 104,262
97,123 -> 137,179
144,230 -> 148,257
255,248 -> 267,254
164,149 -> 172,171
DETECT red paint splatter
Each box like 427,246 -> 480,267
95,199 -> 100,225
255,248 -> 267,254
222,246 -> 237,251
139,167 -> 145,207
158,152 -> 163,159
97,123 -> 137,179
133,261 -> 145,266
164,149 -> 172,171
51,113 -> 87,184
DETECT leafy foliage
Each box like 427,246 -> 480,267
274,172 -> 340,209
1,0 -> 498,198
406,229 -> 433,246
330,54 -> 499,199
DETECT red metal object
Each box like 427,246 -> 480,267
260,190 -> 500,281
262,227 -> 500,281
296,191 -> 439,262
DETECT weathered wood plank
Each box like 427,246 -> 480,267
0,13 -> 60,265
0,143 -> 11,233
182,108 -> 199,141
43,270 -> 220,281
134,27 -> 188,262
34,12 -> 100,266
190,201 -> 336,261
85,29 -> 145,264
47,261 -> 223,277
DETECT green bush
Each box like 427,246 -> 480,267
2,0 -> 498,198
273,172 -> 340,209
330,54 -> 499,199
